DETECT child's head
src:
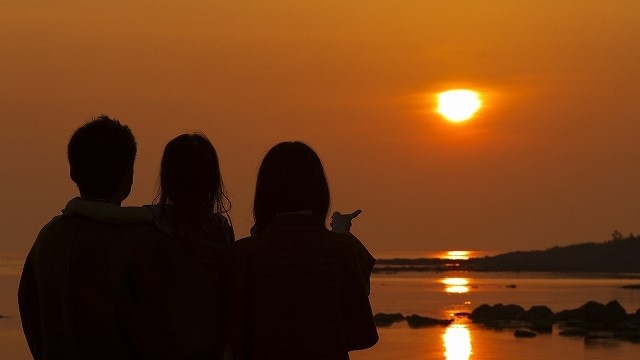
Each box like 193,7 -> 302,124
158,133 -> 228,215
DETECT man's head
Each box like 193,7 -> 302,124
67,115 -> 137,203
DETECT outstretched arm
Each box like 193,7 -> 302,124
331,209 -> 375,295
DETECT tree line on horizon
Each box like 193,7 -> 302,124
376,232 -> 640,273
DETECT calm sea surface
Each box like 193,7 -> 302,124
352,271 -> 640,360
2,258 -> 640,359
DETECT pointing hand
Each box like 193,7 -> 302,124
330,209 -> 362,233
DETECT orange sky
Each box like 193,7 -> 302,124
2,1 -> 640,257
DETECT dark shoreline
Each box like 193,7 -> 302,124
372,262 -> 640,275
374,235 -> 640,273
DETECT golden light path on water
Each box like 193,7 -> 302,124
443,324 -> 472,360
440,271 -> 472,359
441,277 -> 470,294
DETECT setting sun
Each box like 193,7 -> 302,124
446,251 -> 470,260
436,89 -> 482,123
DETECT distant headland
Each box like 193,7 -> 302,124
375,231 -> 640,273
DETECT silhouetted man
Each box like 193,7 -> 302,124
18,116 -> 176,359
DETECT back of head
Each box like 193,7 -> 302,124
251,141 -> 330,235
158,133 -> 225,214
67,115 -> 137,200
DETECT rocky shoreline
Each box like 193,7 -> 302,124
374,300 -> 640,342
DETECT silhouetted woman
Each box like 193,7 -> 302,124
229,141 -> 378,360
64,133 -> 234,359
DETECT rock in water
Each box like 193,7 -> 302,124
406,314 -> 453,328
558,327 -> 587,336
373,313 -> 405,327
514,329 -> 537,338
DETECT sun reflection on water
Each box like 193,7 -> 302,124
441,277 -> 470,294
443,324 -> 472,360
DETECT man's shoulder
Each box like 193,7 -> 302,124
49,212 -> 161,230
38,213 -> 169,245
35,214 -> 76,239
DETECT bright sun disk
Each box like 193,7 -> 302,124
436,89 -> 482,123
446,251 -> 470,260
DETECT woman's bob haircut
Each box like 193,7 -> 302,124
251,141 -> 330,235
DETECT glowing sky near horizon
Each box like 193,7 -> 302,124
2,1 -> 640,256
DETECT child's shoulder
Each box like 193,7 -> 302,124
142,204 -> 161,214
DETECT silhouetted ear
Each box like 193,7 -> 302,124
115,166 -> 135,203
69,168 -> 79,184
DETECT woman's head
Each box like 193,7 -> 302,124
158,133 -> 228,216
251,141 -> 330,235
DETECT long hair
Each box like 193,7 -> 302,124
251,141 -> 330,235
156,133 -> 231,242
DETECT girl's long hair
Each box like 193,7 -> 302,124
156,133 -> 231,244
251,141 -> 329,235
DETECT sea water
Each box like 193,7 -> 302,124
352,271 -> 640,360
2,258 -> 640,359
0,258 -> 29,360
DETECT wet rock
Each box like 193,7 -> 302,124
514,329 -> 537,338
613,329 -> 640,342
529,318 -> 553,333
469,304 -> 493,321
603,300 -> 628,326
406,314 -> 453,328
522,305 -> 554,321
620,284 -> 640,290
585,331 -> 613,340
558,327 -> 587,336
581,300 -> 627,329
554,300 -> 629,330
633,309 -> 640,325
470,303 -> 525,323
373,313 -> 405,327
521,305 -> 554,333
554,307 -> 582,322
